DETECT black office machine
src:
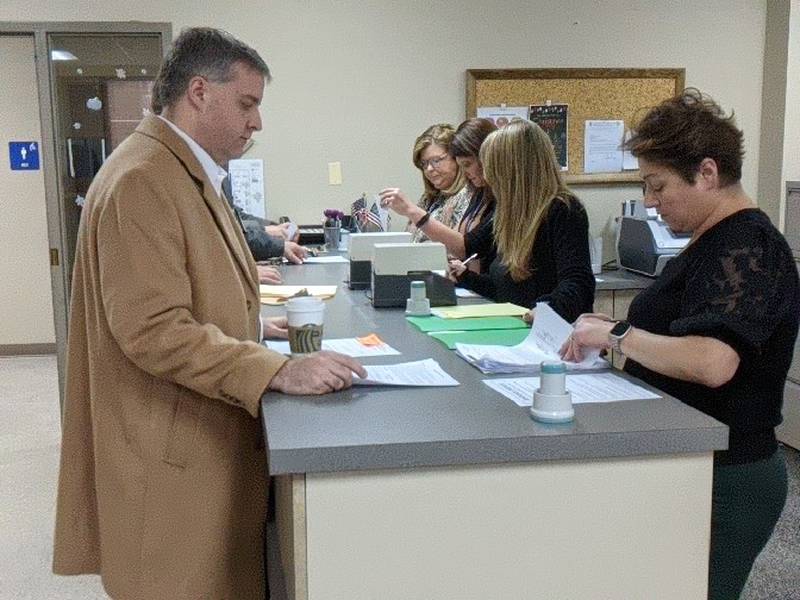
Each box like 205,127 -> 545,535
617,215 -> 690,277
370,242 -> 456,308
347,232 -> 412,289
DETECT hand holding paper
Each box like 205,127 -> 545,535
454,303 -> 606,374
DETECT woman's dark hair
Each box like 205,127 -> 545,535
450,118 -> 498,159
624,88 -> 743,186
151,27 -> 271,114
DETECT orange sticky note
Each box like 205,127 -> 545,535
356,333 -> 384,346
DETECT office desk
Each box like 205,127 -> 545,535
260,262 -> 726,600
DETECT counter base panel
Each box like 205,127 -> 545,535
276,452 -> 713,600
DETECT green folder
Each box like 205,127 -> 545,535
406,315 -> 528,333
428,328 -> 531,350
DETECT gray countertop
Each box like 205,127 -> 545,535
260,261 -> 726,475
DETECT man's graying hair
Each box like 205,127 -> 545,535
151,27 -> 271,114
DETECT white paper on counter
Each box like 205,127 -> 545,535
455,287 -> 481,298
584,120 -> 624,174
303,255 -> 349,264
484,372 -> 661,407
354,359 -> 459,386
264,338 -> 401,357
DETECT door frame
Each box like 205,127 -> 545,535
0,22 -> 171,410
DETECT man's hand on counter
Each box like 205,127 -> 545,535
268,351 -> 367,395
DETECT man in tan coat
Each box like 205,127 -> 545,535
52,27 -> 365,599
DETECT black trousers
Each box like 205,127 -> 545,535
708,448 -> 787,600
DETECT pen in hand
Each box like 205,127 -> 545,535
461,253 -> 478,266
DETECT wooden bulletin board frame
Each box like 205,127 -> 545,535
466,68 -> 685,185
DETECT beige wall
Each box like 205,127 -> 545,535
1,1 -> 768,263
0,35 -> 54,345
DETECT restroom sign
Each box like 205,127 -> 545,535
9,141 -> 40,170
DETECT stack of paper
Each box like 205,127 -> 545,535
454,303 -> 608,374
354,359 -> 459,387
259,285 -> 337,305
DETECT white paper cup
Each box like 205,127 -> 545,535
286,296 -> 325,355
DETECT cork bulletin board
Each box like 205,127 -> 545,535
466,68 -> 685,185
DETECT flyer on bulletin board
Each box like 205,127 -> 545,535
529,104 -> 569,171
476,106 -> 529,128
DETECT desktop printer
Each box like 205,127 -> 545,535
617,212 -> 690,277
347,232 -> 413,289
370,242 -> 456,308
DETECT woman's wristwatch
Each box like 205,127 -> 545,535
608,320 -> 633,355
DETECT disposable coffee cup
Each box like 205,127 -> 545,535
286,296 -> 325,355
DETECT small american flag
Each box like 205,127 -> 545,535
351,194 -> 390,232
363,200 -> 384,231
351,194 -> 368,232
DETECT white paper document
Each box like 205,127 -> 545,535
484,372 -> 661,407
454,303 -> 607,374
264,338 -> 401,357
354,359 -> 459,386
584,120 -> 624,174
228,158 -> 266,218
302,255 -> 349,264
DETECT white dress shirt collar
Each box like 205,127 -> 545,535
158,115 -> 227,198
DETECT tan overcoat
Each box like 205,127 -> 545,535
53,115 -> 288,599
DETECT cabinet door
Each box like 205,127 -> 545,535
778,381 -> 800,450
788,263 -> 800,384
594,291 -> 614,319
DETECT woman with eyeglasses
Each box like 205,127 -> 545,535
381,118 -> 498,274
379,123 -> 469,243
449,119 -> 595,323
560,89 -> 799,600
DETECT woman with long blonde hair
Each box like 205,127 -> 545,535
449,119 -> 594,322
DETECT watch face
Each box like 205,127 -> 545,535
610,321 -> 631,337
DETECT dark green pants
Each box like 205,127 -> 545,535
708,448 -> 787,600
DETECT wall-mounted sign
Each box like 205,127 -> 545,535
9,141 -> 40,171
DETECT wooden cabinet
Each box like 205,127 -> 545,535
595,288 -> 639,368
778,261 -> 800,449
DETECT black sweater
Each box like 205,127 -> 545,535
459,196 -> 595,322
624,209 -> 800,465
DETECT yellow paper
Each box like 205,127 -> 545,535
259,285 -> 337,305
430,303 -> 529,319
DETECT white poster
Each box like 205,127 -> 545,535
228,158 -> 265,219
477,106 -> 529,128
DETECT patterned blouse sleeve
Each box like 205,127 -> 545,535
670,227 -> 797,358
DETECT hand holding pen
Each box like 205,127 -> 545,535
446,253 -> 478,281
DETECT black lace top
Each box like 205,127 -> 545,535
624,209 -> 800,465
